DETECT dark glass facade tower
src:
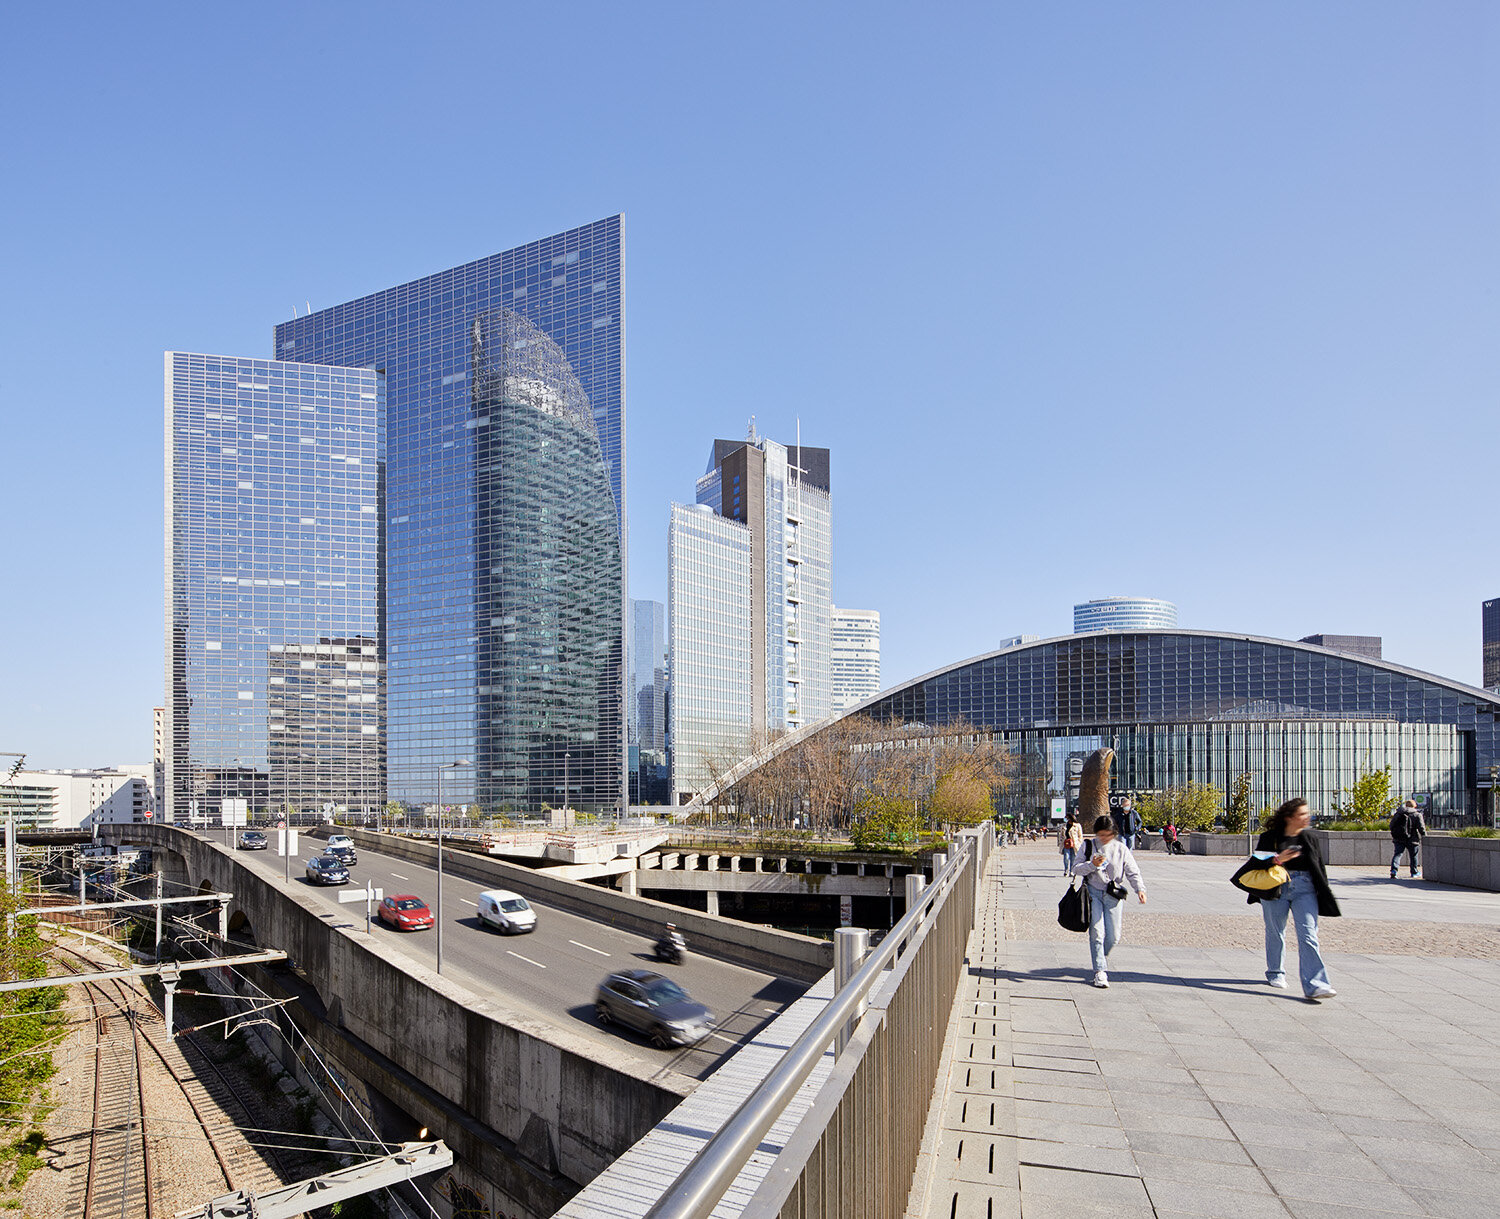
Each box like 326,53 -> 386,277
1484,599 -> 1500,689
273,218 -> 626,809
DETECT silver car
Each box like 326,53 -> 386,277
594,970 -> 714,1048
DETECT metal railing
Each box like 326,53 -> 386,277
644,825 -> 987,1219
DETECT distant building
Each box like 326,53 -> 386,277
1485,599 -> 1500,689
0,769 -> 153,830
1074,598 -> 1178,633
669,428 -> 833,803
997,634 -> 1041,650
631,600 -> 667,750
1299,634 -> 1382,661
152,706 -> 165,814
830,607 -> 881,712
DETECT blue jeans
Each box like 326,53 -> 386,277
1260,872 -> 1331,996
1391,841 -> 1419,876
1087,885 -> 1122,973
1061,846 -> 1076,874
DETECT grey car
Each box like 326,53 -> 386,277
304,855 -> 350,886
594,970 -> 714,1048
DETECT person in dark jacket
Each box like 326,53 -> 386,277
1389,798 -> 1426,879
1247,797 -> 1341,999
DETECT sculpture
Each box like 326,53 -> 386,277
1078,747 -> 1115,821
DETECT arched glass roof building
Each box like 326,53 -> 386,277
852,631 -> 1500,820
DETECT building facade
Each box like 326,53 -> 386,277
856,631 -> 1500,819
1485,598 -> 1500,690
1074,597 -> 1178,633
0,769 -> 154,830
273,218 -> 626,811
631,599 -> 667,750
165,353 -> 383,823
830,607 -> 881,712
1299,634 -> 1382,660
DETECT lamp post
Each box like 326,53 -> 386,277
563,750 -> 570,817
435,759 -> 470,975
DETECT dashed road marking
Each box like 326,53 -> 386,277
390,873 -> 409,880
459,898 -> 477,906
508,951 -> 546,969
569,940 -> 610,956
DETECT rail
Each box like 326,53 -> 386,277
644,830 -> 980,1219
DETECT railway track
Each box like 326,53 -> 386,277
77,977 -> 155,1219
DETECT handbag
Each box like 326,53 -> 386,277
1230,856 -> 1289,896
1105,880 -> 1128,901
1057,877 -> 1091,933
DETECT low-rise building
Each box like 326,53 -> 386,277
0,768 -> 154,830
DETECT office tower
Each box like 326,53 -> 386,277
152,705 -> 165,814
669,428 -> 832,801
274,218 -> 627,812
830,607 -> 881,712
631,599 -> 666,749
1299,634 -> 1383,661
1485,599 -> 1500,689
165,353 -> 383,824
1073,597 -> 1178,633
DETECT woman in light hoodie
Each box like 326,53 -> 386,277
1072,815 -> 1148,988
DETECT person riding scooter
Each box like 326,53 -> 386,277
655,922 -> 687,964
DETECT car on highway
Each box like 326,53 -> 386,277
377,895 -> 434,931
326,842 -> 358,866
304,855 -> 350,886
326,833 -> 355,851
594,970 -> 715,1048
476,889 -> 536,934
237,829 -> 268,850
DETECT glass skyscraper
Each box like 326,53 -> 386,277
273,218 -> 627,810
164,353 -> 383,822
1074,597 -> 1178,633
830,607 -> 881,711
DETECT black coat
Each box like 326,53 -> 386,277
1248,829 -> 1341,918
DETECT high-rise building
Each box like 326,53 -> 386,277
1485,599 -> 1500,690
830,607 -> 881,712
669,428 -> 832,801
1299,634 -> 1382,661
1073,597 -> 1178,633
152,705 -> 165,814
165,353 -> 384,824
273,218 -> 627,812
630,599 -> 666,750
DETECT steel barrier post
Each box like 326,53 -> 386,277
833,927 -> 870,1057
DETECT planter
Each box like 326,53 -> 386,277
1425,835 -> 1500,891
1305,830 -> 1399,867
1184,832 -> 1249,856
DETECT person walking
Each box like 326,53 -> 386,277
1072,815 -> 1147,988
1247,798 -> 1341,999
1059,812 -> 1083,875
1389,798 -> 1425,879
1111,797 -> 1139,851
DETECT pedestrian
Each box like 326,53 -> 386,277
1247,797 -> 1340,999
1111,797 -> 1139,851
1389,798 -> 1425,879
1072,814 -> 1147,988
1059,812 -> 1082,875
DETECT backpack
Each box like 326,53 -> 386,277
1391,809 -> 1412,840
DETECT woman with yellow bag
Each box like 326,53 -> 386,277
1238,798 -> 1341,999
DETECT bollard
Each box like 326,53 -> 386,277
902,873 -> 927,952
833,927 -> 870,1057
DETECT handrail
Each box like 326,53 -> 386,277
644,835 -> 975,1219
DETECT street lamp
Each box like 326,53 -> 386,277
435,759 -> 470,976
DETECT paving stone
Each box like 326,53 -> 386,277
1015,1116 -> 1131,1149
1018,1164 -> 1153,1209
1129,1149 -> 1269,1193
1140,1177 -> 1293,1218
1124,1128 -> 1251,1164
1260,1167 -> 1408,1210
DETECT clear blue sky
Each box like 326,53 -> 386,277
2,4 -> 1496,768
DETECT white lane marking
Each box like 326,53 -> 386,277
390,873 -> 409,880
762,1007 -> 780,1014
459,899 -> 477,906
568,939 -> 610,957
705,1032 -> 738,1046
507,951 -> 546,969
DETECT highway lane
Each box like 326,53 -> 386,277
230,839 -> 808,1081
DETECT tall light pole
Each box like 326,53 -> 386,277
435,759 -> 470,976
563,750 -> 571,816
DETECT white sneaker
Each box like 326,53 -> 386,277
1308,986 -> 1338,1000
1266,976 -> 1287,989
1091,971 -> 1109,988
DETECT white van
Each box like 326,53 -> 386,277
477,889 -> 537,935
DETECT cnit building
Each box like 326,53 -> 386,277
165,218 -> 627,822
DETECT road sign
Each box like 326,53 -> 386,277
277,829 -> 299,857
338,887 -> 383,904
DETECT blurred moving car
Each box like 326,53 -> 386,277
476,889 -> 536,934
377,894 -> 434,931
304,855 -> 350,886
594,970 -> 714,1048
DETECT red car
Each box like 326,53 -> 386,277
377,895 -> 434,931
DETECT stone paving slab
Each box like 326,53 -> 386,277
907,843 -> 1500,1219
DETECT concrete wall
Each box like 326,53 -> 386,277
104,824 -> 692,1218
1426,836 -> 1500,891
330,828 -> 834,982
1306,830 -> 1397,867
1184,833 -> 1249,856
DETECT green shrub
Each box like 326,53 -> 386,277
1321,819 -> 1390,832
1456,826 -> 1498,838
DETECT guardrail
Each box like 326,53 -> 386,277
643,822 -> 990,1219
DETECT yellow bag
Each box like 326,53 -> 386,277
1238,864 -> 1290,890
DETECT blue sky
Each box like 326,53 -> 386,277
2,3 -> 1496,767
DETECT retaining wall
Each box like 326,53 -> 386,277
1425,836 -> 1500,891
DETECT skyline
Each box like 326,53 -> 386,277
3,4 -> 1497,768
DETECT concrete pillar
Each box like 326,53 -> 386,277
905,872 -> 926,914
706,854 -> 719,872
754,856 -> 763,872
618,871 -> 638,896
706,889 -> 719,916
858,863 -> 866,876
834,928 -> 870,1057
662,852 -> 680,869
777,857 -> 787,873
729,855 -> 741,872
683,853 -> 699,871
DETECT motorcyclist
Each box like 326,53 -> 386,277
656,922 -> 687,962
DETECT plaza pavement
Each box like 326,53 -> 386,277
906,840 -> 1500,1218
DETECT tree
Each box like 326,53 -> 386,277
850,794 -> 923,850
928,766 -> 994,826
1138,783 -> 1223,833
1330,766 -> 1398,823
1223,773 -> 1253,835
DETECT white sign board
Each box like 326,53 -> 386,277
221,798 -> 249,827
277,829 -> 299,857
338,888 -> 383,904
1050,798 -> 1067,821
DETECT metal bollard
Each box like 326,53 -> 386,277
833,927 -> 870,1057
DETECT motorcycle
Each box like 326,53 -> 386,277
654,933 -> 687,965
